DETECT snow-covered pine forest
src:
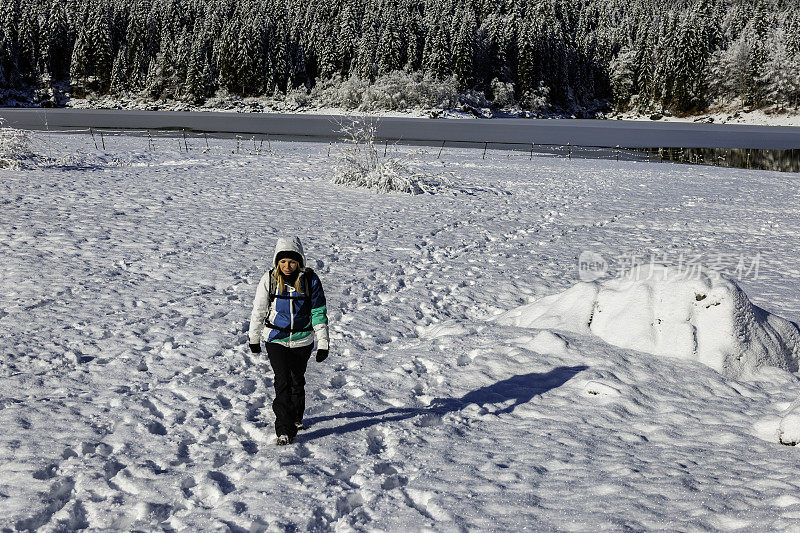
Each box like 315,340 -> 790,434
1,0 -> 800,116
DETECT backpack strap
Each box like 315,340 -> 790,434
302,268 -> 313,315
267,268 -> 276,309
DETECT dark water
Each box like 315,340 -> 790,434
488,142 -> 800,173
633,147 -> 800,173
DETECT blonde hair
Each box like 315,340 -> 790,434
272,267 -> 305,295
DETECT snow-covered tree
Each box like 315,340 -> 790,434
422,22 -> 451,79
452,8 -> 476,90
377,9 -> 405,77
609,46 -> 636,106
762,28 -> 800,109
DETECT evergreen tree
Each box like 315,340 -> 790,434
110,46 -> 129,94
453,8 -> 476,90
268,20 -> 290,92
184,23 -> 210,101
336,3 -> 359,76
377,7 -> 405,76
43,0 -> 71,81
422,23 -> 451,79
670,0 -> 718,111
353,10 -> 378,80
216,19 -> 240,94
609,46 -> 636,106
762,27 -> 800,109
709,33 -> 752,109
85,0 -> 113,91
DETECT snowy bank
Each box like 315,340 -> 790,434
492,265 -> 800,378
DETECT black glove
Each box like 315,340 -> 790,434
315,349 -> 328,362
249,343 -> 261,354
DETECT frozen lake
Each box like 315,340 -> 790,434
2,108 -> 800,149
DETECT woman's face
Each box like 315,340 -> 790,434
278,258 -> 299,276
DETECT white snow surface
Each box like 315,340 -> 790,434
3,132 -> 800,531
493,264 -> 800,378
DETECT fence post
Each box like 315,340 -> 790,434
437,140 -> 445,159
183,129 -> 189,152
530,142 -> 534,160
568,142 -> 571,160
483,141 -> 487,160
100,130 -> 105,150
204,132 -> 209,150
89,128 -> 98,150
148,130 -> 154,150
328,142 -> 332,157
616,145 -> 620,161
253,135 -> 257,152
267,134 -> 272,153
384,139 -> 388,157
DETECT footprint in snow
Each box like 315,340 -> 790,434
207,471 -> 236,495
366,427 -> 391,456
374,462 -> 408,491
330,375 -> 347,389
216,394 -> 232,409
32,463 -> 59,480
240,378 -> 257,395
146,420 -> 168,436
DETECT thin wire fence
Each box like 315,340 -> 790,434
28,127 -> 800,173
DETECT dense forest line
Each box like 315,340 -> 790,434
1,0 -> 798,114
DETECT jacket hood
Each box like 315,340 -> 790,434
272,236 -> 306,268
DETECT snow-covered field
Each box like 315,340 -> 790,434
3,131 -> 800,531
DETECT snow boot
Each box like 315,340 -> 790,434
276,434 -> 293,446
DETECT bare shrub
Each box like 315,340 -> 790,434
332,116 -> 448,194
0,120 -> 34,169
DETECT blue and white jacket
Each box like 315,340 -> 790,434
249,237 -> 329,349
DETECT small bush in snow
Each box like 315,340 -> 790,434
332,116 -> 448,194
521,82 -> 552,113
285,87 -> 313,110
0,120 -> 34,169
491,78 -> 516,108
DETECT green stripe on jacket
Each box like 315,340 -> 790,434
269,328 -> 313,343
311,305 -> 328,326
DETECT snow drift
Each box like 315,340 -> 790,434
493,264 -> 800,378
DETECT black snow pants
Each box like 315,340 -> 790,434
266,342 -> 313,438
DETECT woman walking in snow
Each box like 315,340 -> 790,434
248,237 -> 329,445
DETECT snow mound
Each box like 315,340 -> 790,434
753,398 -> 800,446
493,264 -> 800,378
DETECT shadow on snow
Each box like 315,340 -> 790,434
303,365 -> 587,442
